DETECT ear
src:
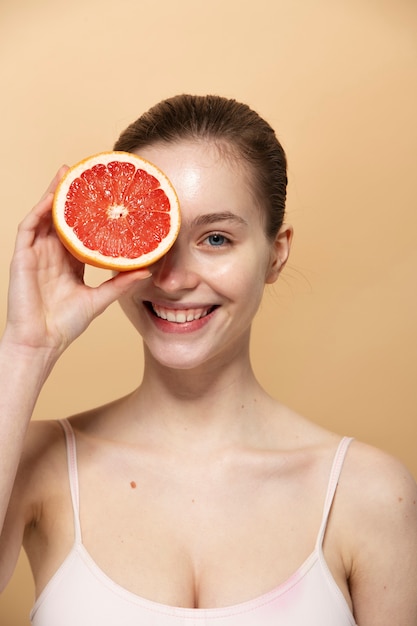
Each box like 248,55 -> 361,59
265,224 -> 293,284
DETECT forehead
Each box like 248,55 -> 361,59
135,140 -> 259,223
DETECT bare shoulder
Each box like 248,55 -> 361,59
337,440 -> 417,624
0,420 -> 67,591
3,419 -> 65,525
341,439 -> 417,518
14,419 -> 67,511
20,419 -> 65,469
337,440 -> 417,548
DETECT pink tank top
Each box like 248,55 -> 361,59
30,420 -> 357,626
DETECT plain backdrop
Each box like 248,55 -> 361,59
0,0 -> 416,623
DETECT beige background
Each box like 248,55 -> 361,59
1,0 -> 416,623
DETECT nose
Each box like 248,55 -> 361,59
149,240 -> 200,293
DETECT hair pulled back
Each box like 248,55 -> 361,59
114,94 -> 287,239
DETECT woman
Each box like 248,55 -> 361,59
0,95 -> 416,625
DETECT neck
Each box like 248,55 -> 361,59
127,346 -> 272,452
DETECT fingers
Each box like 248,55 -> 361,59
40,165 -> 69,201
113,268 -> 153,287
14,194 -> 55,253
104,268 -> 152,296
23,165 -> 70,231
15,166 -> 69,251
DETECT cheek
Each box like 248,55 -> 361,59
226,262 -> 268,309
234,245 -> 272,288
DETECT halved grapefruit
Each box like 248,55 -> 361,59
52,151 -> 180,270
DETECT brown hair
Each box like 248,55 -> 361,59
114,94 -> 287,239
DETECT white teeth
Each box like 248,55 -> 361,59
151,304 -> 212,323
174,312 -> 187,323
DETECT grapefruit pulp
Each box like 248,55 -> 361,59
52,151 -> 180,270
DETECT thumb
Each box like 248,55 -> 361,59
89,268 -> 151,317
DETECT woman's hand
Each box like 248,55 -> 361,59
4,166 -> 151,359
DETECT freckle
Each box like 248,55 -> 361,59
191,499 -> 195,503
130,481 -> 137,489
398,497 -> 403,502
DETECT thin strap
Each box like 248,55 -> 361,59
59,418 -> 82,543
316,436 -> 354,549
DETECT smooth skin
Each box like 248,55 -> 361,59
0,142 -> 416,625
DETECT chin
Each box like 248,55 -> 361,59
144,341 -> 225,373
145,344 -> 207,370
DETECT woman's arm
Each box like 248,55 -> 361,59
0,168 -> 150,587
346,444 -> 417,625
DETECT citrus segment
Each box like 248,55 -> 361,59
52,152 -> 180,270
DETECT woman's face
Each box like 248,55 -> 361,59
118,140 -> 291,371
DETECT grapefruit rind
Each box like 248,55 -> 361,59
52,151 -> 181,271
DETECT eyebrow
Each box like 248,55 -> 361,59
190,211 -> 249,228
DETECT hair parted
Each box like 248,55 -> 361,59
114,94 -> 288,239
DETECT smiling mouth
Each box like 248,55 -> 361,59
146,302 -> 218,324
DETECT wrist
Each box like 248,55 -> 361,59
0,330 -> 60,381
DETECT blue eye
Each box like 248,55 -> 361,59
206,233 -> 227,246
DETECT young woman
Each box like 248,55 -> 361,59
0,95 -> 416,625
